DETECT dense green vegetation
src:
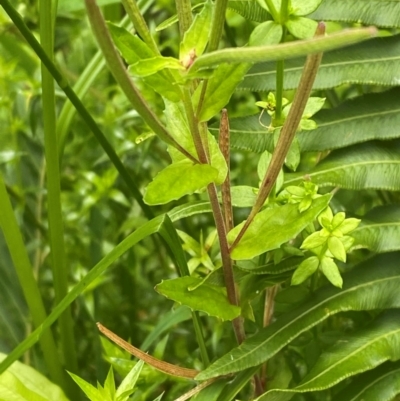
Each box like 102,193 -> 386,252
0,0 -> 400,400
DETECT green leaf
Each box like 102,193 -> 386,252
240,35 -> 400,91
228,194 -> 331,260
144,161 -> 219,205
228,0 -> 271,22
108,22 -> 180,101
194,63 -> 250,122
128,57 -> 184,77
291,0 -> 323,16
155,276 -> 241,321
116,361 -> 144,401
236,256 -> 304,275
104,367 -> 116,400
0,353 -> 70,401
320,256 -> 342,288
291,256 -> 319,285
286,17 -> 318,39
327,236 -> 346,262
284,141 -> 400,191
249,21 -> 282,47
352,205 -> 400,253
310,0 -> 400,28
180,0 -> 212,61
69,372 -> 104,401
192,27 -> 376,69
196,252 -> 400,380
336,361 -> 400,401
230,186 -> 258,207
256,311 -> 400,400
165,101 -> 227,184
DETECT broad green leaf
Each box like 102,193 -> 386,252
195,252 -> 400,380
180,0 -> 212,61
240,35 -> 400,91
165,101 -> 228,184
284,141 -> 400,191
191,27 -> 376,69
256,311 -> 400,400
352,205 -> 400,253
69,372 -> 104,401
291,256 -> 319,285
128,57 -> 184,77
336,361 -> 400,401
327,236 -> 346,262
0,353 -> 70,401
310,0 -> 400,28
230,186 -> 258,207
236,256 -> 304,275
155,276 -> 241,321
228,0 -> 271,22
144,161 -> 219,205
286,17 -> 317,39
194,63 -> 250,122
115,360 -> 144,401
249,21 -> 282,47
58,0 -> 119,13
228,194 -> 331,260
291,0 -> 323,16
108,23 -> 180,101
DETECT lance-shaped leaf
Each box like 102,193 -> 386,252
155,276 -> 241,321
223,88 -> 400,154
194,63 -> 250,122
240,35 -> 400,91
236,256 -> 304,275
129,57 -> 184,76
191,27 -> 376,69
255,311 -> 400,401
352,205 -> 400,253
310,0 -> 400,28
144,161 -> 219,205
196,252 -> 400,380
336,361 -> 400,401
228,194 -> 331,260
284,140 -> 400,191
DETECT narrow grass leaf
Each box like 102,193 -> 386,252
196,252 -> 400,380
284,140 -> 400,190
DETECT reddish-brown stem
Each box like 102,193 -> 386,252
230,22 -> 326,252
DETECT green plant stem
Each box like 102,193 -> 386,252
0,174 -> 66,389
85,0 -> 197,163
208,0 -> 229,52
175,0 -> 192,38
230,23 -> 325,252
191,26 -> 377,69
264,0 -> 279,21
0,0 -> 154,219
121,0 -> 159,53
280,0 -> 290,23
39,0 -> 79,394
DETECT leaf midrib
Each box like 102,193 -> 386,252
355,221 -> 400,231
297,327 -> 400,390
285,159 -> 400,185
200,275 -> 400,378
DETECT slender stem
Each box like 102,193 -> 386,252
39,0 -> 79,393
219,109 -> 233,232
121,0 -> 159,54
230,23 -> 325,252
208,0 -> 229,52
264,0 -> 279,21
280,0 -> 290,23
191,312 -> 210,366
0,174 -> 66,389
175,0 -> 192,38
85,0 -> 197,162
